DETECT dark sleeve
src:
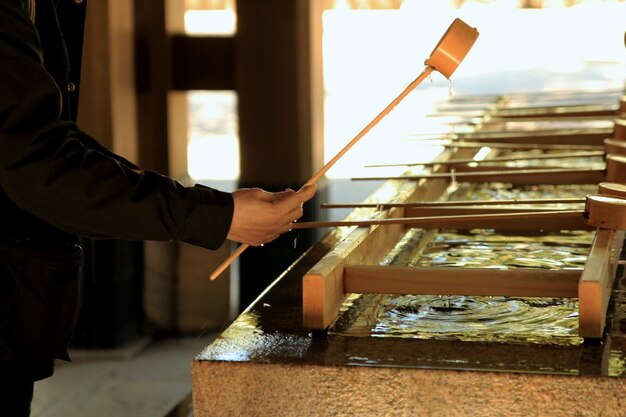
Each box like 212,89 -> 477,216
0,1 -> 233,250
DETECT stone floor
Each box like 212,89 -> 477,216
31,333 -> 216,417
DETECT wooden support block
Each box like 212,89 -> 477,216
493,104 -> 618,119
302,222 -> 406,329
302,227 -> 370,329
578,228 -> 625,338
344,266 -> 580,298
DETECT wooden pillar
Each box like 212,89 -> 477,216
78,0 -> 138,161
236,0 -> 324,186
130,0 -> 325,313
133,0 -> 234,331
73,0 -> 143,348
164,0 -> 190,180
235,0 -> 325,309
133,0 -> 170,172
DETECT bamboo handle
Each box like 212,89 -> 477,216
321,197 -> 585,209
209,243 -> 248,281
436,142 -> 603,151
290,209 -> 583,229
351,167 -> 606,182
306,67 -> 434,185
365,150 -> 604,168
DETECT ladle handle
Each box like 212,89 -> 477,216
210,67 -> 434,281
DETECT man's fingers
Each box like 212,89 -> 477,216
285,205 -> 304,223
271,188 -> 296,202
275,183 -> 316,211
298,183 -> 317,201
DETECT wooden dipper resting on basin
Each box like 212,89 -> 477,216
585,194 -> 626,230
209,18 -> 480,281
597,181 -> 626,198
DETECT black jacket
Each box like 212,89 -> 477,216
0,0 -> 234,249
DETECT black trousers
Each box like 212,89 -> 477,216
0,377 -> 34,417
0,239 -> 82,417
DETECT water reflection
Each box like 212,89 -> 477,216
338,294 -> 582,346
197,311 -> 314,362
400,229 -> 592,269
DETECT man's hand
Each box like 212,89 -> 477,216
226,183 -> 317,246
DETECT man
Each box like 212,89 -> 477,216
0,0 -> 316,414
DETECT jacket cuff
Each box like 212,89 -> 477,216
179,184 -> 234,250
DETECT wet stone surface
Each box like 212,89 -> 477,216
197,182 -> 626,378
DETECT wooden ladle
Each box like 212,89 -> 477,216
210,18 -> 480,281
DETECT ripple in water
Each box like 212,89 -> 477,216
366,295 -> 581,346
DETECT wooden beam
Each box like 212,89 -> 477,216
293,210 -> 591,232
365,151 -> 604,168
302,220 -> 409,328
491,104 -> 619,119
478,114 -> 617,124
434,104 -> 619,120
444,88 -> 623,104
321,197 -> 585,209
170,36 -> 235,90
352,168 -> 606,185
440,142 -> 603,151
134,0 -> 169,172
452,128 -> 612,145
402,206 -> 579,217
578,228 -> 625,338
236,0 -> 324,185
79,0 -> 138,163
344,266 -> 580,298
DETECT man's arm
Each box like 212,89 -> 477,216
0,0 -> 233,249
